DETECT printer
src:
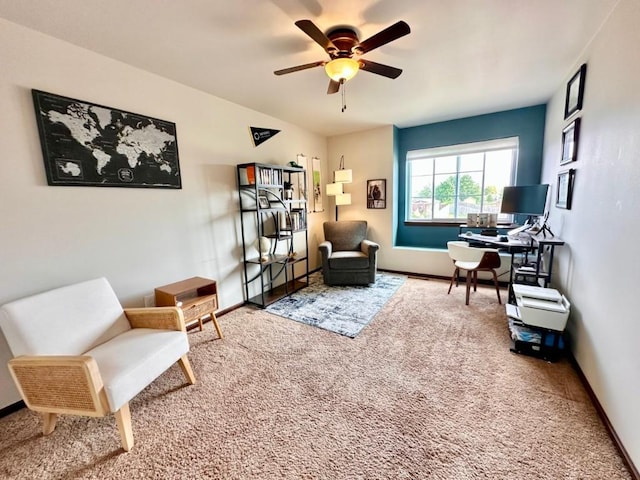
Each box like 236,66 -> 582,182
506,284 -> 570,332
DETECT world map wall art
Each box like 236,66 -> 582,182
32,90 -> 181,188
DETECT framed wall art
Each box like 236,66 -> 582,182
312,157 -> 323,212
561,117 -> 581,165
293,154 -> 311,213
367,179 -> 386,209
32,89 -> 181,188
556,169 -> 576,210
564,63 -> 587,119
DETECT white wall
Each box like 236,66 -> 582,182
326,127 -> 395,257
541,0 -> 640,468
0,19 -> 329,408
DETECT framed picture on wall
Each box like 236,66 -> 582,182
293,154 -> 311,213
564,63 -> 587,119
561,117 -> 581,165
312,157 -> 323,212
32,89 -> 181,188
556,169 -> 576,209
367,179 -> 386,209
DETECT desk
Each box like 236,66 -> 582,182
459,233 -> 529,251
458,233 -> 565,296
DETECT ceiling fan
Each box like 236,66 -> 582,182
274,19 -> 411,96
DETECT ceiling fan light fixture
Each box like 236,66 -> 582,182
324,58 -> 360,82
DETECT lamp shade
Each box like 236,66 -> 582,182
324,58 -> 360,82
335,193 -> 352,206
326,182 -> 343,196
334,169 -> 353,183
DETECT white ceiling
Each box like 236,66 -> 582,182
0,0 -> 618,137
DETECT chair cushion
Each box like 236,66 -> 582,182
85,328 -> 189,412
0,278 -> 131,357
455,260 -> 482,270
328,251 -> 369,269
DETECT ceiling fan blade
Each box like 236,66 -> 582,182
355,21 -> 410,55
295,19 -> 338,54
274,60 -> 325,76
327,79 -> 340,95
359,59 -> 403,79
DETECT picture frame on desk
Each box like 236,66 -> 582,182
556,169 -> 576,210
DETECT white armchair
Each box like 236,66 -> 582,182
0,277 -> 195,452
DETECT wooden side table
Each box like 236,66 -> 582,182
154,277 -> 223,339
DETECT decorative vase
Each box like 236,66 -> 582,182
257,236 -> 271,262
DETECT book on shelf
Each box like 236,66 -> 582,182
278,209 -> 306,231
247,165 -> 255,184
290,208 -> 306,230
262,167 -> 282,185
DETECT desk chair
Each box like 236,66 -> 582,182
447,241 -> 502,305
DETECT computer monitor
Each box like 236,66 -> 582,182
500,184 -> 549,216
501,184 -> 550,236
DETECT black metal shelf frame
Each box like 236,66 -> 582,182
237,163 -> 309,308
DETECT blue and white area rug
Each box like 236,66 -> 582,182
265,271 -> 407,338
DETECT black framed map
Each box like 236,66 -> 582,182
32,90 -> 181,188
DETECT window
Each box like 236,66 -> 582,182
406,138 -> 518,222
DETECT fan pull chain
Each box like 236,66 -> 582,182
341,79 -> 347,112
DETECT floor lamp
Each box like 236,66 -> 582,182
326,155 -> 353,220
326,182 -> 352,220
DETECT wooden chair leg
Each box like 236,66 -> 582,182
178,355 -> 196,385
448,267 -> 459,294
465,271 -> 472,305
114,403 -> 134,452
42,412 -> 58,435
473,270 -> 478,291
210,313 -> 224,339
492,269 -> 502,304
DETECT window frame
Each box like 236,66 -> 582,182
405,138 -> 519,224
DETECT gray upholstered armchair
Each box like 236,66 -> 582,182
319,221 -> 380,285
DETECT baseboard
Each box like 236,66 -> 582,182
568,353 -> 639,479
381,268 -> 510,288
0,400 -> 25,418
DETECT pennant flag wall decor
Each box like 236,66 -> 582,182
250,127 -> 280,147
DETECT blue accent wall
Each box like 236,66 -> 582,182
395,105 -> 547,248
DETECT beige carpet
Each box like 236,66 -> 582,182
0,278 -> 632,479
